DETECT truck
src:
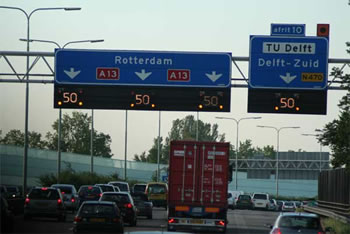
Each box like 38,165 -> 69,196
167,140 -> 230,233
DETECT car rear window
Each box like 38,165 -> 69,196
279,216 -> 320,229
239,195 -> 251,200
148,184 -> 166,194
110,183 -> 128,192
99,185 -> 114,192
254,194 -> 268,200
54,186 -> 72,194
29,189 -> 59,200
132,193 -> 149,202
101,194 -> 130,204
80,204 -> 116,215
134,185 -> 146,193
284,202 -> 294,206
79,186 -> 101,196
6,187 -> 18,192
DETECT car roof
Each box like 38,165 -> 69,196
51,184 -> 75,187
102,192 -> 130,195
109,181 -> 128,184
81,201 -> 116,205
279,212 -> 319,218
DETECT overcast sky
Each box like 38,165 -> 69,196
0,0 -> 349,160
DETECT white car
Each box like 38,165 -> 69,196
252,192 -> 270,210
227,190 -> 244,209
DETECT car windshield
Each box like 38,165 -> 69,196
54,186 -> 72,194
101,194 -> 130,204
29,189 -> 59,200
279,216 -> 320,229
80,204 -> 116,215
254,194 -> 267,200
148,185 -> 166,194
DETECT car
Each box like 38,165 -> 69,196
131,192 -> 153,219
51,184 -> 79,211
99,191 -> 137,226
282,201 -> 296,212
145,182 -> 168,209
133,183 -> 147,194
268,199 -> 278,211
1,195 -> 14,233
4,185 -> 21,198
24,187 -> 66,221
252,192 -> 270,210
77,185 -> 103,207
276,200 -> 284,211
235,194 -> 253,209
227,190 -> 244,209
95,184 -> 117,193
73,201 -> 123,233
270,212 -> 325,234
108,181 -> 130,193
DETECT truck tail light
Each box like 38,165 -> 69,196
205,207 -> 219,213
112,218 -> 120,223
175,206 -> 189,211
215,220 -> 225,226
74,216 -> 82,222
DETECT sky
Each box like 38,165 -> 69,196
0,0 -> 349,160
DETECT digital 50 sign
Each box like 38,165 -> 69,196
54,49 -> 232,112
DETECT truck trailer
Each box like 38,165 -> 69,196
167,140 -> 230,233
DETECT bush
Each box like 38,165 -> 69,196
323,218 -> 350,234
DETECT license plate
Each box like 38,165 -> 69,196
257,203 -> 262,205
90,218 -> 105,223
191,219 -> 204,224
192,207 -> 203,213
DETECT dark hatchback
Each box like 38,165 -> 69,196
73,201 -> 123,233
99,192 -> 137,226
131,192 -> 153,219
236,194 -> 253,209
78,186 -> 103,207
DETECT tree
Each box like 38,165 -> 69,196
45,111 -> 113,158
318,43 -> 350,170
0,129 -> 46,149
134,115 -> 226,163
255,145 -> 276,159
238,139 -> 256,159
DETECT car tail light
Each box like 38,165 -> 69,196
41,187 -> 48,191
88,186 -> 93,190
71,198 -> 75,203
272,228 -> 282,234
215,220 -> 225,226
57,198 -> 62,204
61,191 -> 65,195
124,203 -> 133,209
25,198 -> 30,204
168,218 -> 178,224
74,216 -> 82,222
99,193 -> 102,197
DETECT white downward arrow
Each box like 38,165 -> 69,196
280,72 -> 297,84
205,71 -> 222,82
64,68 -> 81,79
135,69 -> 152,80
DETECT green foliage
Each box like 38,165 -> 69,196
0,129 -> 46,149
323,218 -> 350,234
319,43 -> 350,170
38,167 -> 119,190
133,115 -> 226,164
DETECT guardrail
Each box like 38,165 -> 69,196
304,205 -> 350,224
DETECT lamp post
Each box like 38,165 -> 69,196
19,38 -> 103,180
257,125 -> 300,197
302,133 -> 322,172
0,6 -> 81,195
216,116 -> 262,190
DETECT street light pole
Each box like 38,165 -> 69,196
302,133 -> 323,172
216,116 -> 262,190
257,125 -> 300,197
0,6 -> 81,195
19,38 -> 104,179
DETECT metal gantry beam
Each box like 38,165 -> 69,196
0,51 -> 349,90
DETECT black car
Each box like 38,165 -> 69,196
236,194 -> 253,209
1,195 -> 14,233
77,186 -> 103,207
131,192 -> 153,219
73,201 -> 123,233
99,192 -> 137,226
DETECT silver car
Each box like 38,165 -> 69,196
51,184 -> 79,211
24,187 -> 66,221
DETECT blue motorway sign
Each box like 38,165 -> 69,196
249,36 -> 329,90
271,24 -> 305,37
55,49 -> 231,88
